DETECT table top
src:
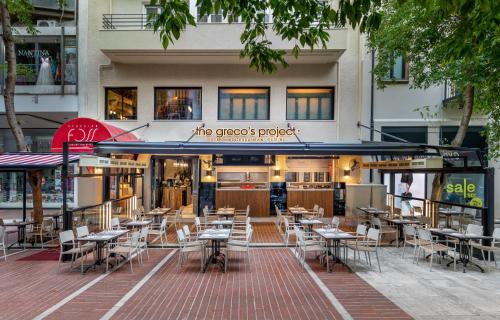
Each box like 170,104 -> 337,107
217,208 -> 235,214
44,212 -> 63,217
357,207 -> 388,214
438,209 -> 462,215
1,221 -> 35,227
289,207 -> 308,214
314,228 -> 357,240
211,220 -> 234,226
429,228 -> 492,240
124,220 -> 152,227
299,219 -> 324,225
148,208 -> 171,214
77,230 -> 128,242
198,228 -> 231,241
381,217 -> 421,225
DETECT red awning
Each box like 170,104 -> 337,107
0,153 -> 80,169
51,117 -> 140,153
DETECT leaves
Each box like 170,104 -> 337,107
150,0 -> 383,74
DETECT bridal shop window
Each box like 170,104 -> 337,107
105,87 -> 138,120
154,88 -> 202,120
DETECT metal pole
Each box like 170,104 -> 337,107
22,171 -> 27,222
62,142 -> 71,231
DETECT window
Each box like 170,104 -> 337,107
381,126 -> 428,144
440,126 -> 487,150
218,88 -> 270,120
154,87 -> 202,120
384,56 -> 408,81
105,87 -> 137,120
286,87 -> 334,120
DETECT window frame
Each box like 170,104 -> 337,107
217,86 -> 271,121
104,87 -> 138,121
153,86 -> 203,121
286,86 -> 335,121
381,126 -> 428,144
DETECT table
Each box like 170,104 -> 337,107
357,207 -> 389,217
44,212 -> 63,230
381,217 -> 421,246
314,228 -> 356,272
429,228 -> 492,273
77,230 -> 128,272
299,219 -> 324,233
123,220 -> 152,230
288,207 -> 309,223
438,209 -> 462,228
211,219 -> 234,229
198,228 -> 231,272
144,208 -> 171,224
216,208 -> 235,220
2,221 -> 35,248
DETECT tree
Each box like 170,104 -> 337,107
149,0 -> 383,73
0,0 -> 60,224
367,0 -> 499,201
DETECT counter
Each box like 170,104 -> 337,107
215,189 -> 270,217
287,189 -> 334,216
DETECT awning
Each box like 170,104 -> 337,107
51,117 -> 140,153
0,153 -> 79,169
92,140 -> 436,156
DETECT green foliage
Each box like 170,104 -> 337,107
149,0 -> 382,74
368,0 -> 500,159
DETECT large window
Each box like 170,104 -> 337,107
154,87 -> 202,120
218,88 -> 270,120
384,56 -> 408,81
440,126 -> 487,150
381,126 -> 428,144
286,87 -> 334,120
105,87 -> 137,120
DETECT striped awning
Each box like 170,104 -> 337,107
0,153 -> 79,169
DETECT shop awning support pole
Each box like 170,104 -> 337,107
22,171 -> 27,222
288,123 -> 303,144
101,123 -> 150,142
62,142 -> 70,231
185,123 -> 204,143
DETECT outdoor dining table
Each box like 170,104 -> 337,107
44,212 -> 63,230
299,219 -> 324,233
144,208 -> 171,224
198,228 -> 231,272
438,209 -> 462,228
216,208 -> 235,220
314,228 -> 356,272
123,220 -> 152,230
357,207 -> 389,217
288,207 -> 309,223
429,228 -> 492,273
211,219 -> 234,229
381,217 -> 421,246
2,220 -> 35,248
76,229 -> 129,273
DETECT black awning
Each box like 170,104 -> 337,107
93,141 -> 435,156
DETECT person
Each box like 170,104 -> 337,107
36,57 -> 54,85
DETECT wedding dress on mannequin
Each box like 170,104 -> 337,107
36,57 -> 54,85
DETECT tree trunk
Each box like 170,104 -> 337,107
430,84 -> 474,201
28,170 -> 44,224
0,3 -> 27,152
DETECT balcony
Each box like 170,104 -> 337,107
99,14 -> 347,64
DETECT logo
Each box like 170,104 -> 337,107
193,126 -> 299,142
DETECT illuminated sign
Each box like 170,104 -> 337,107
193,126 -> 299,142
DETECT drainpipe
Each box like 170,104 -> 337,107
369,49 -> 375,182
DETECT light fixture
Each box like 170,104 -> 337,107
343,170 -> 351,177
205,169 -> 213,177
273,169 -> 281,176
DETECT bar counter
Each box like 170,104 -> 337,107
215,189 -> 270,217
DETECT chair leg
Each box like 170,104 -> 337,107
402,241 -> 406,258
375,249 -> 381,272
225,250 -> 228,273
130,253 -> 133,272
429,253 -> 433,272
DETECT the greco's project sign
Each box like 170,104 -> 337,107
193,126 -> 300,142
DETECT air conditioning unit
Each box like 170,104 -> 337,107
410,157 -> 443,169
37,20 -> 59,27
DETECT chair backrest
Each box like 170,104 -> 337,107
418,228 -> 432,242
356,224 -> 367,236
246,227 -> 253,243
111,217 -> 120,229
294,226 -> 305,245
140,227 -> 149,239
182,225 -> 191,238
313,204 -> 319,212
318,207 -> 325,219
160,218 -> 167,230
203,206 -> 209,217
492,228 -> 500,241
0,226 -> 5,243
176,229 -> 185,243
283,217 -> 290,229
42,218 -> 53,228
371,217 -> 382,228
331,216 -> 340,228
130,231 -> 141,246
246,205 -> 250,216
76,226 -> 90,238
366,228 -> 380,243
194,216 -> 201,227
403,225 -> 416,238
466,224 -> 483,236
59,230 -> 74,244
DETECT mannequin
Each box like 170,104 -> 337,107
36,57 -> 54,85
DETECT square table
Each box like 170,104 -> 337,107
299,219 -> 324,233
314,228 -> 356,272
216,208 -> 236,220
429,228 -> 492,273
144,208 -> 171,224
211,219 -> 234,229
2,220 -> 35,248
43,212 -> 63,230
77,230 -> 129,272
288,207 -> 309,223
380,217 -> 421,246
198,228 -> 231,272
438,209 -> 462,228
357,207 -> 389,217
123,220 -> 152,230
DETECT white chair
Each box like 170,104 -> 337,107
138,227 -> 150,263
176,229 -> 205,271
225,227 -> 253,272
295,226 -> 326,269
472,228 -> 500,271
149,218 -> 168,246
0,226 -> 6,261
75,226 -> 96,251
106,231 -> 140,272
417,228 -> 456,271
347,228 -> 382,272
371,217 -> 398,247
33,218 -> 54,248
401,225 -> 418,261
58,230 -> 93,273
330,216 -> 340,230
283,217 -> 299,247
110,217 -> 126,231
